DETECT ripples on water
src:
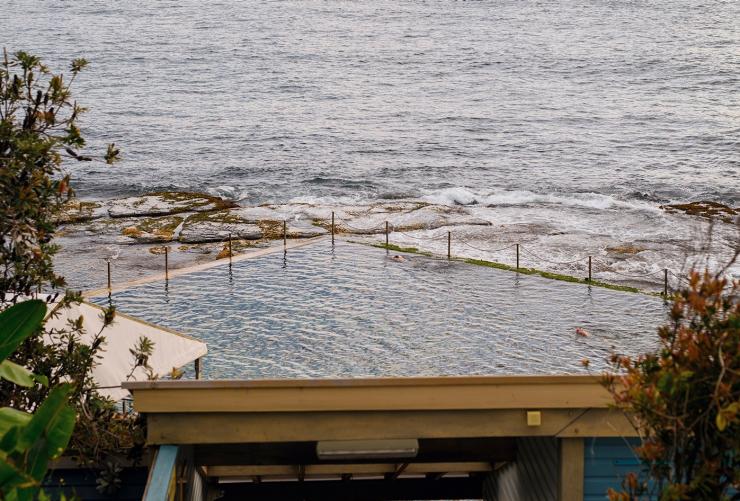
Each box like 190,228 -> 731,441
91,242 -> 666,379
5,0 -> 738,204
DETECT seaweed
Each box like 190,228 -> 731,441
367,242 -> 650,295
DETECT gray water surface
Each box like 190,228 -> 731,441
92,241 -> 666,379
6,0 -> 738,204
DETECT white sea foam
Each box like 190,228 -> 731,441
420,187 -> 662,213
262,193 -> 737,290
207,185 -> 251,202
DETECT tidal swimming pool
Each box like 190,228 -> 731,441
92,240 -> 666,379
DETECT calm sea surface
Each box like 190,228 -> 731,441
5,0 -> 739,204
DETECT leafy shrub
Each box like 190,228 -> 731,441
604,268 -> 739,500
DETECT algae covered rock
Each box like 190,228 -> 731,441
661,201 -> 737,223
120,215 -> 184,243
108,191 -> 236,218
179,210 -> 262,243
55,200 -> 107,223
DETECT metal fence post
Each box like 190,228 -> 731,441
664,269 -> 668,296
385,221 -> 389,247
516,244 -> 520,269
107,261 -> 111,290
588,256 -> 592,282
331,211 -> 335,245
165,247 -> 169,280
447,231 -> 451,260
283,221 -> 287,248
228,232 -> 233,263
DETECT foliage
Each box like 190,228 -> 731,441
0,50 -> 144,495
0,300 -> 76,501
127,337 -> 155,381
0,49 -> 118,300
603,269 -> 739,500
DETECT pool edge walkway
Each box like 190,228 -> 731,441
83,236 -> 327,298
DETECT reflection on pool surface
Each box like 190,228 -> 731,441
92,240 -> 666,379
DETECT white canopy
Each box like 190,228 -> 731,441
44,300 -> 207,401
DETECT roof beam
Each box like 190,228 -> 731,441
209,462 -> 493,479
193,437 -> 516,466
147,408 -> 637,445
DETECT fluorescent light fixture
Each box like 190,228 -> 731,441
316,439 -> 419,460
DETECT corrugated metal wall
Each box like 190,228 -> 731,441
583,437 -> 642,501
188,467 -> 206,501
484,437 -> 559,501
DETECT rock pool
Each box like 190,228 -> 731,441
91,240 -> 666,379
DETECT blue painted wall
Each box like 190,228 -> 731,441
584,437 -> 644,501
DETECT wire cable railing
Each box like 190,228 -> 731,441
458,240 -> 518,253
101,211 -> 693,297
519,246 -> 589,266
326,212 -> 682,295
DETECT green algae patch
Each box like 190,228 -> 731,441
183,209 -> 245,225
121,215 -> 183,242
359,240 -> 648,294
256,220 -> 285,240
463,257 -> 643,294
56,200 -> 102,224
372,243 -> 433,256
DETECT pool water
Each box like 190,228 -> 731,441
92,240 -> 666,379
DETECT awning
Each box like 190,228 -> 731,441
44,300 -> 207,401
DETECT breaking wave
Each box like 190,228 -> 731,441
420,187 -> 662,213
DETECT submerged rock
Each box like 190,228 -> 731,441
108,191 -> 236,218
337,205 -> 491,234
286,222 -> 329,238
606,244 -> 646,257
661,201 -> 737,223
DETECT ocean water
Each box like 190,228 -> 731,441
6,0 -> 738,202
91,241 -> 666,379
6,0 -> 739,280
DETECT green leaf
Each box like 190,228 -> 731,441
25,405 -> 75,482
33,374 -> 48,387
43,405 -> 75,459
0,424 -> 21,452
0,408 -> 32,438
0,458 -> 37,492
0,459 -> 23,489
18,385 -> 75,456
0,301 -> 47,361
0,361 -> 34,387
